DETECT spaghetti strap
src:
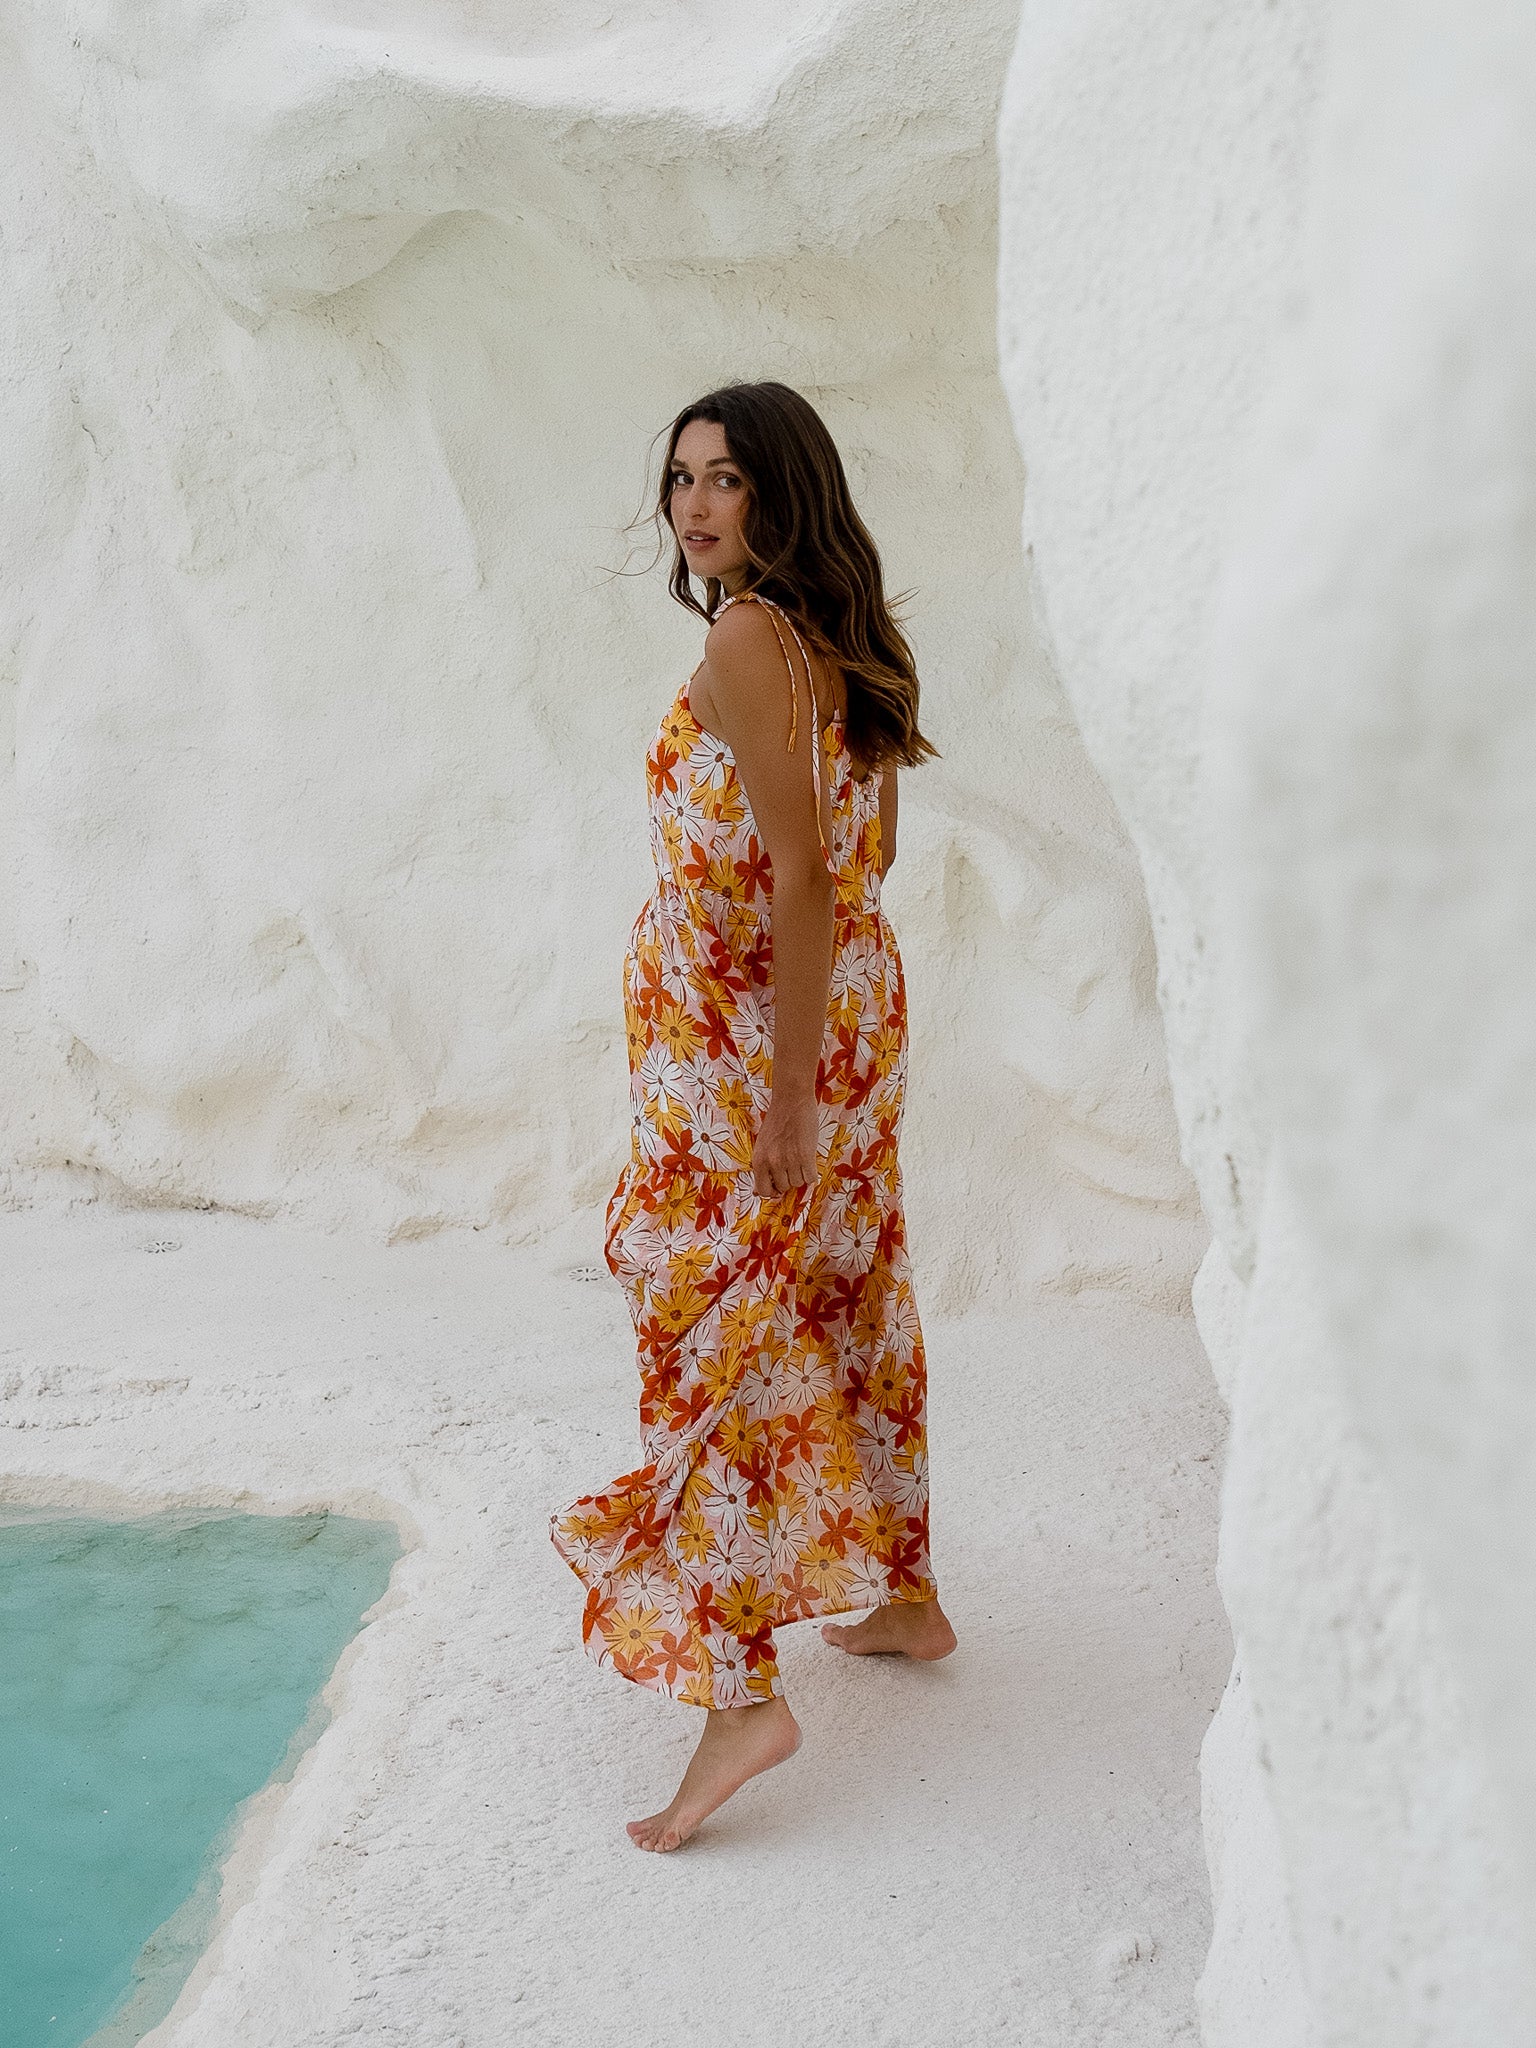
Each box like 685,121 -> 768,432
715,592 -> 834,874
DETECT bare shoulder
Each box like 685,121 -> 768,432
704,598 -> 784,676
701,601 -> 794,738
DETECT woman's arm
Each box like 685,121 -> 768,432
692,602 -> 835,1198
878,765 -> 897,880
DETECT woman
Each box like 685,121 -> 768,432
551,380 -> 955,1853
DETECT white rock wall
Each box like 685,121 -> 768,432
13,0 -> 1532,2033
1000,0 -> 1536,2038
0,0 -> 1203,1312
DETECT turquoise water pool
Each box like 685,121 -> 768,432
0,1511 -> 399,2048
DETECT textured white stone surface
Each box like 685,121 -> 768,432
1000,0 -> 1536,2038
25,0 -> 1530,2034
0,0 -> 1201,1314
1,1207 -> 1229,2047
0,5 -> 1234,2038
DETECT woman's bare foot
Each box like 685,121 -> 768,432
627,1695 -> 802,1853
820,1597 -> 957,1660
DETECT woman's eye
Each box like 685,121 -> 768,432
715,473 -> 741,489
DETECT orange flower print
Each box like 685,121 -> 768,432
551,596 -> 937,1708
602,1603 -> 666,1668
652,1001 -> 703,1064
866,1356 -> 909,1409
717,1576 -> 777,1640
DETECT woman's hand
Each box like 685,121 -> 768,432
751,1089 -> 820,1198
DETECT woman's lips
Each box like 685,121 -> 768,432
683,532 -> 717,548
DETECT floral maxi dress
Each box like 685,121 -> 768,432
550,593 -> 936,1708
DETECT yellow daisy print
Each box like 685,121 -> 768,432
551,596 -> 937,1707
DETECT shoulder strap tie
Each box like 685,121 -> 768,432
716,592 -> 834,875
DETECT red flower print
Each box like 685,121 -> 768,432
689,1582 -> 727,1637
550,647 -> 937,1708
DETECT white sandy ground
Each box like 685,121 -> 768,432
2,1205 -> 1229,2048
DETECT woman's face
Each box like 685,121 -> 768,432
669,418 -> 751,592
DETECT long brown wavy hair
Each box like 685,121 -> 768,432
654,381 -> 938,775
